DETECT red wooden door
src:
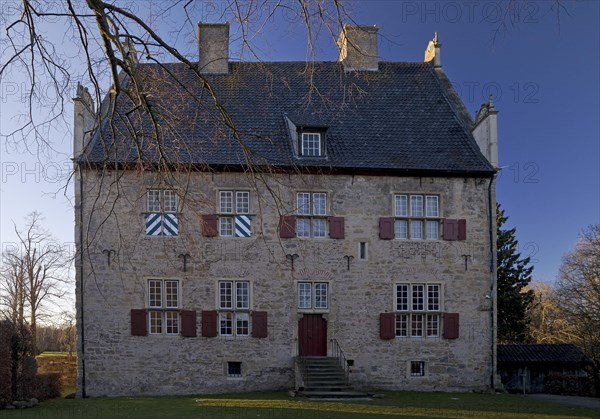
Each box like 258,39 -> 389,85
298,314 -> 327,356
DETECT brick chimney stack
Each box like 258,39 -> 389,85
337,25 -> 379,72
198,22 -> 230,74
472,96 -> 499,168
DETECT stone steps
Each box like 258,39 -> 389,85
296,356 -> 367,398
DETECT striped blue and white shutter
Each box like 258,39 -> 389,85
146,213 -> 179,236
146,213 -> 162,236
163,213 -> 179,236
234,215 -> 251,237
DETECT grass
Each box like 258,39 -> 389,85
37,352 -> 75,358
1,391 -> 598,419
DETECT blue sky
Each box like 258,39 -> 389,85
1,0 -> 598,290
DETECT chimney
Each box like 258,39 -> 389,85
337,25 -> 379,72
198,22 -> 230,74
73,83 -> 95,159
472,96 -> 498,168
424,33 -> 441,68
123,37 -> 139,67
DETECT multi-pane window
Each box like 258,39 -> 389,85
146,190 -> 179,236
218,281 -> 250,336
148,279 -> 180,335
297,282 -> 328,310
296,192 -> 327,238
394,194 -> 439,240
300,132 -> 322,157
219,191 -> 251,237
395,283 -> 441,338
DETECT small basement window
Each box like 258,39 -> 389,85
227,361 -> 242,377
410,361 -> 425,377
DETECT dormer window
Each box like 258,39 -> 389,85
301,132 -> 322,156
284,115 -> 327,158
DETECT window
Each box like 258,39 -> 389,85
410,361 -> 425,377
296,192 -> 327,238
218,191 -> 251,237
145,189 -> 179,236
358,242 -> 368,260
148,279 -> 180,335
395,283 -> 441,338
394,194 -> 439,240
227,361 -> 242,377
300,132 -> 323,157
218,281 -> 250,336
298,282 -> 328,310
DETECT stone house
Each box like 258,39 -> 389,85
74,24 -> 499,397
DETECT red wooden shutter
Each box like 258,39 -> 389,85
279,216 -> 296,238
202,214 -> 218,237
201,310 -> 218,337
329,217 -> 345,239
443,313 -> 459,339
131,309 -> 147,336
443,218 -> 458,241
379,217 -> 395,240
180,310 -> 197,337
251,311 -> 268,338
379,312 -> 395,339
457,219 -> 467,241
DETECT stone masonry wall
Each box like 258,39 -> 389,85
76,169 -> 496,396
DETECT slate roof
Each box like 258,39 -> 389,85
83,61 -> 494,175
497,344 -> 588,364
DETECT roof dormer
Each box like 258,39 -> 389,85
284,115 -> 328,159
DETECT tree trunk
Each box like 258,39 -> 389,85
29,313 -> 37,355
594,364 -> 600,398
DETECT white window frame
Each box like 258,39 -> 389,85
296,192 -> 328,238
147,279 -> 180,335
394,194 -> 440,240
218,280 -> 251,336
147,189 -> 178,214
145,189 -> 179,236
300,132 -> 322,157
297,282 -> 329,310
395,283 -> 441,338
218,190 -> 251,237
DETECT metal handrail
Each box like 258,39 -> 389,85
330,338 -> 349,384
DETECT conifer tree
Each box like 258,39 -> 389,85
496,203 -> 534,342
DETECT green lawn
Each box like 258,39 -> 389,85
1,391 -> 598,419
